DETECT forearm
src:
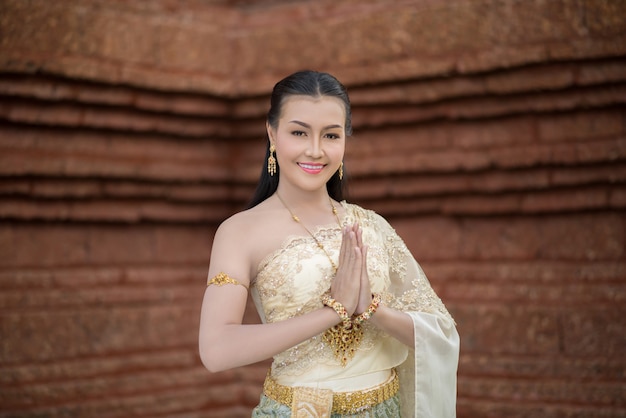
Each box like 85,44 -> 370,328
369,304 -> 415,347
199,306 -> 340,372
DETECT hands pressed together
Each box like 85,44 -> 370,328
330,223 -> 373,317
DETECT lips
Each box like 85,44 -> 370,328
298,162 -> 325,174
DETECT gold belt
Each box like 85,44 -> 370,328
262,369 -> 399,414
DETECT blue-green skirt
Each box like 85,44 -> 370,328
251,393 -> 401,417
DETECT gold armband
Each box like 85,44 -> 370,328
206,272 -> 248,290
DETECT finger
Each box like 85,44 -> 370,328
356,224 -> 363,249
335,229 -> 356,286
351,246 -> 364,312
340,229 -> 351,260
347,230 -> 358,267
361,244 -> 368,270
338,226 -> 350,268
352,245 -> 363,285
344,227 -> 356,259
361,245 -> 370,288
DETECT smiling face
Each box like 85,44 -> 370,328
268,95 -> 346,194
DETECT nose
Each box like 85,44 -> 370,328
305,136 -> 323,159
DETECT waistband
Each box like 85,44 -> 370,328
262,368 -> 399,414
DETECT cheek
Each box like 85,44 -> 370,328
275,136 -> 297,155
275,141 -> 303,166
330,143 -> 346,160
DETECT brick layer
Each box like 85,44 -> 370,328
1,0 -> 625,417
2,0 -> 625,94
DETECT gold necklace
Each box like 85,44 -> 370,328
276,193 -> 362,366
276,193 -> 342,273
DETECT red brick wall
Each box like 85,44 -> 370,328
1,0 -> 625,416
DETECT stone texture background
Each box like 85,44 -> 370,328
1,0 -> 625,416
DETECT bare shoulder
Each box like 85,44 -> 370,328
222,198 -> 305,276
209,209 -> 256,284
210,201 -> 284,281
216,207 -> 258,239
212,206 -> 265,260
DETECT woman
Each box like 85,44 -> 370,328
198,70 -> 459,417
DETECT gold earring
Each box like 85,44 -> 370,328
268,143 -> 277,176
339,161 -> 344,180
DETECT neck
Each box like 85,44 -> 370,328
275,184 -> 333,212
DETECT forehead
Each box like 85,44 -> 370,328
279,95 -> 346,126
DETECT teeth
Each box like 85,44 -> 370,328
300,163 -> 323,170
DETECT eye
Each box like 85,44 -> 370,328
291,130 -> 306,137
325,133 -> 341,140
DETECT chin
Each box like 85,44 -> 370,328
292,178 -> 332,192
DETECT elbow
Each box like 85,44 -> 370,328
201,359 -> 226,374
199,351 -> 224,373
199,343 -> 230,373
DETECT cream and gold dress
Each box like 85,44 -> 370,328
251,202 -> 460,417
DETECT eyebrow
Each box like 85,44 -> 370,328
289,120 -> 344,130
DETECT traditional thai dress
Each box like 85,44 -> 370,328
250,202 -> 459,417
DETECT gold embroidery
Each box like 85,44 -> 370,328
384,230 -> 454,323
206,272 -> 248,289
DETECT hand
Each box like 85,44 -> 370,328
330,223 -> 362,316
354,225 -> 372,314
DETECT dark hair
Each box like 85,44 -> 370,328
247,70 -> 352,208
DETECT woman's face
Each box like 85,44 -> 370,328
268,95 -> 346,193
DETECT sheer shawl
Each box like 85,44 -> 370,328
251,202 -> 459,417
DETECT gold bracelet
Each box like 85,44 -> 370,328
321,292 -> 351,329
353,293 -> 381,325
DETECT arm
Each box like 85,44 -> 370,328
368,305 -> 415,347
198,218 -> 364,373
199,285 -> 341,372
